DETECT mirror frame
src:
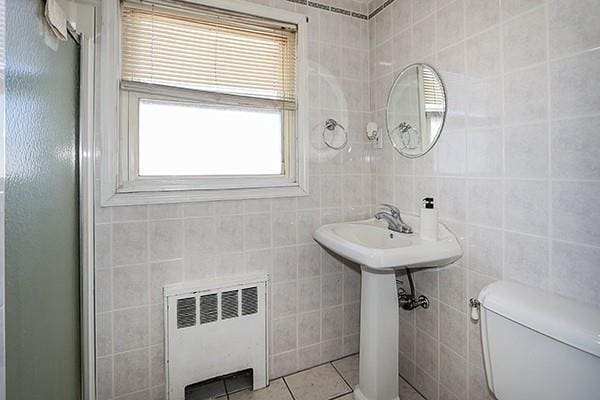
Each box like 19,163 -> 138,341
385,63 -> 448,159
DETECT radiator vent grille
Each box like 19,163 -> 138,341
242,287 -> 258,316
176,286 -> 259,328
221,290 -> 239,320
199,293 -> 218,324
165,277 -> 268,395
176,297 -> 196,329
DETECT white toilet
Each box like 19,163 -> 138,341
477,280 -> 600,400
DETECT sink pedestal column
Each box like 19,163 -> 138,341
354,266 -> 399,400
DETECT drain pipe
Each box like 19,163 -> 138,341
396,268 -> 430,310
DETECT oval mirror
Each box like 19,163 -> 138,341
386,63 -> 447,158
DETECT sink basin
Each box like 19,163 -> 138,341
314,216 -> 462,269
313,214 -> 462,400
329,223 -> 412,249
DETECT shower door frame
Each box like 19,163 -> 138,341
74,26 -> 96,400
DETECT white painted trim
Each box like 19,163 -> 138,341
99,0 -> 310,206
120,80 -> 296,109
99,0 -> 121,206
295,8 -> 309,198
118,88 -> 297,191
78,33 -> 96,400
127,0 -> 307,25
163,273 -> 269,297
103,184 -> 309,206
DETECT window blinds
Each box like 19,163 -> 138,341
120,1 -> 297,103
422,67 -> 445,112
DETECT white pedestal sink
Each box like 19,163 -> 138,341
313,215 -> 462,400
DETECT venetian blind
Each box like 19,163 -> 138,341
121,1 -> 297,103
422,67 -> 444,112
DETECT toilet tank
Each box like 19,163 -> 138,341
478,281 -> 600,400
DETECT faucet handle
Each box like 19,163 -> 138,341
380,203 -> 401,217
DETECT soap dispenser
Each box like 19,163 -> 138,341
419,197 -> 438,241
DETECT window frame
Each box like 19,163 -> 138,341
120,81 -> 297,191
99,0 -> 309,206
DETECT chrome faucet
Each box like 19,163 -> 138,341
375,203 -> 413,234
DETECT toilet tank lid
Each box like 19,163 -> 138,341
478,280 -> 600,358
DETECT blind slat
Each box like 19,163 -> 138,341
422,68 -> 444,107
121,2 -> 297,102
122,43 -> 291,66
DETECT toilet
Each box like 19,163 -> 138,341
477,280 -> 600,400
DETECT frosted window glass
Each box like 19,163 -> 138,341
138,100 -> 283,176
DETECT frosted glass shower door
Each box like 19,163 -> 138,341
6,0 -> 81,398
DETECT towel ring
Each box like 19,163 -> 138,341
389,122 -> 421,150
322,118 -> 348,150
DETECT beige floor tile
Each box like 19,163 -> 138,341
399,377 -> 425,400
335,395 -> 353,400
285,364 -> 351,400
228,379 -> 293,400
332,354 -> 359,388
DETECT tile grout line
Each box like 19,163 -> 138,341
405,0 -> 418,386
145,207 -> 152,395
544,0 -> 555,301
329,391 -> 353,400
223,376 -> 230,399
432,5 -> 443,398
282,375 -> 298,400
399,374 -> 426,400
329,360 -> 353,392
282,352 -> 359,380
180,353 -> 428,400
273,353 -> 360,398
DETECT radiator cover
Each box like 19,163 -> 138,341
164,274 -> 269,400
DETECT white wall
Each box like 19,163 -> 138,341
369,0 -> 600,399
93,1 -> 373,399
93,0 -> 600,398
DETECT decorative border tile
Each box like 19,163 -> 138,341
283,0 -> 369,20
368,0 -> 396,19
308,1 -> 330,11
331,6 -> 352,16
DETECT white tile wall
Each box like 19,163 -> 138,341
95,0 -> 600,398
369,0 -> 600,399
94,1 -> 372,399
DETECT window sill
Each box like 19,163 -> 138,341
101,184 -> 308,207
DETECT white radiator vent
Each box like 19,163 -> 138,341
176,297 -> 196,329
178,289 -> 258,327
199,293 -> 218,325
242,287 -> 258,316
164,274 -> 269,400
221,290 -> 239,320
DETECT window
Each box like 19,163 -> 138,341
137,100 -> 283,176
102,0 -> 308,205
420,65 -> 445,144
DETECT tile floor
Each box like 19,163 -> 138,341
186,354 -> 425,400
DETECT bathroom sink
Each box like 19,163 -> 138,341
313,214 -> 462,400
329,222 -> 412,248
313,216 -> 462,269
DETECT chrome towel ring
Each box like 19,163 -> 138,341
389,121 -> 421,151
322,118 -> 348,150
